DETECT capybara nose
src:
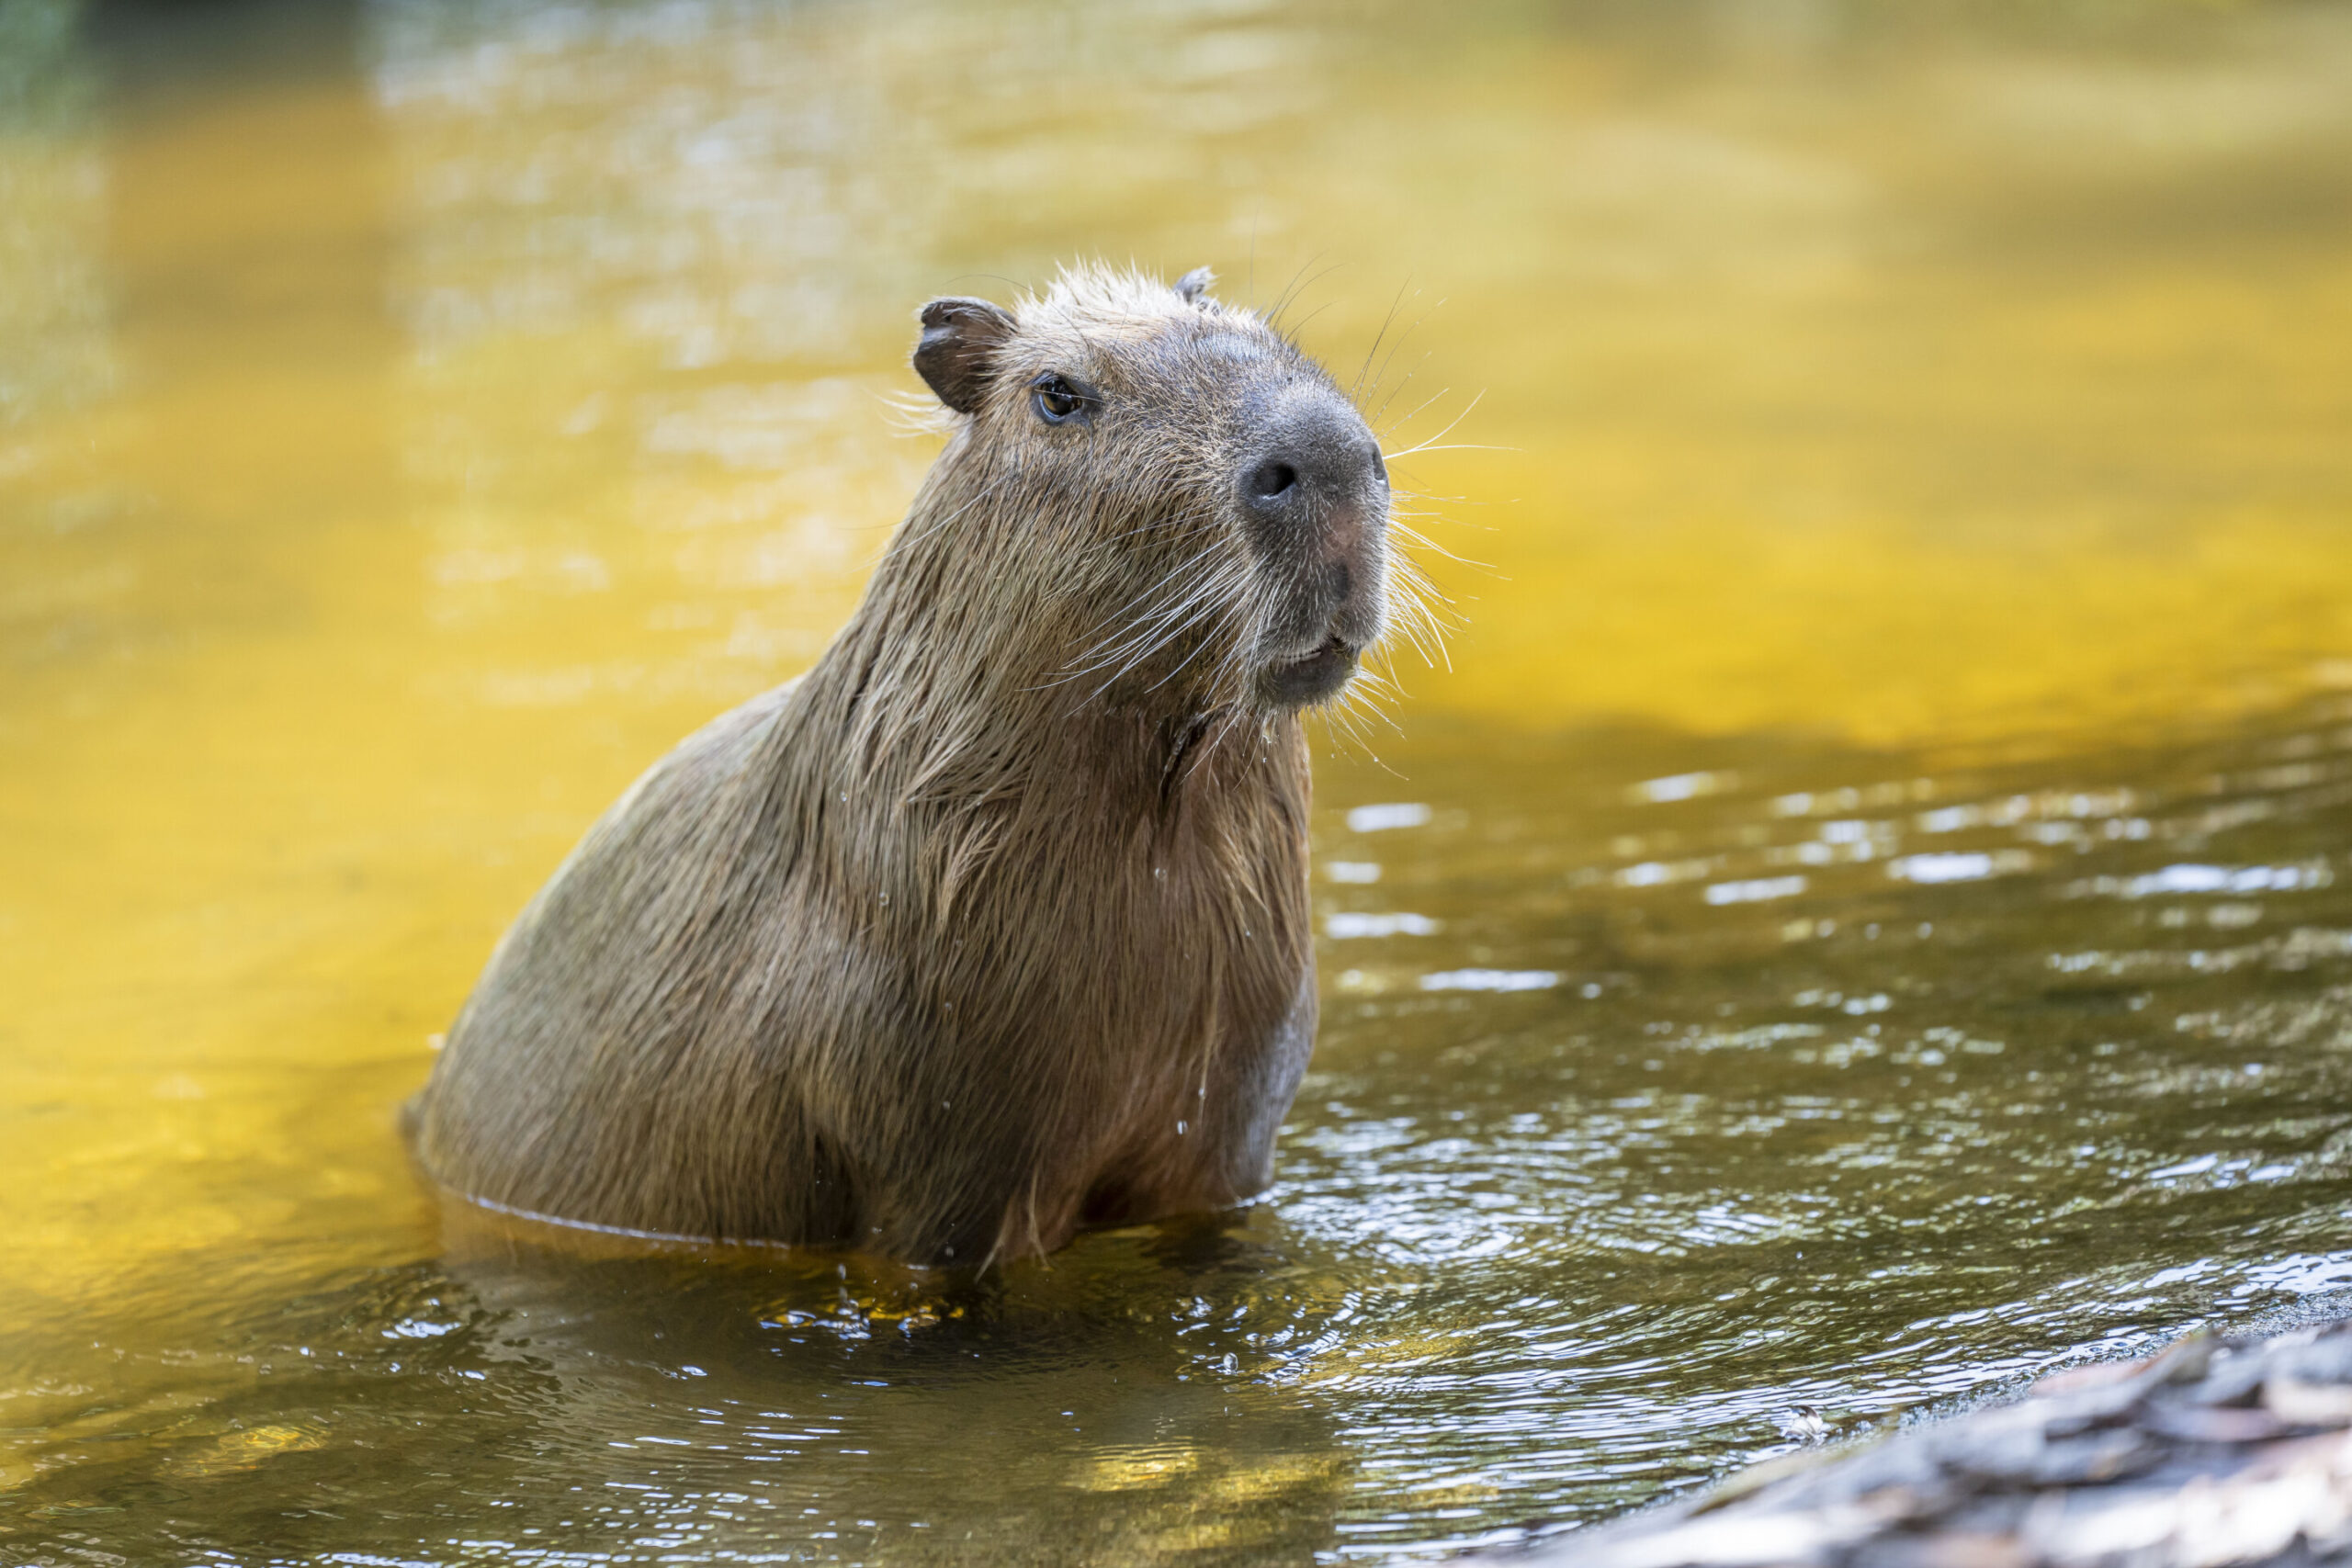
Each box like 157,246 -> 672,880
1238,393 -> 1387,548
1244,457 -> 1301,510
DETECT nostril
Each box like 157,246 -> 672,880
1248,460 -> 1298,502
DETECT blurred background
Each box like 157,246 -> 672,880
5,0 -> 2352,1562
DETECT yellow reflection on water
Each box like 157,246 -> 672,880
2,0 -> 2351,1476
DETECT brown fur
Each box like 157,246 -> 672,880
408,264 -> 1399,1266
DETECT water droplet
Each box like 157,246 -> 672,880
839,791 -> 848,804
1176,1120 -> 1189,1135
878,890 -> 889,906
1152,865 -> 1166,881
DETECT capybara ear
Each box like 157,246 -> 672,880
913,297 -> 1017,414
1175,266 -> 1216,304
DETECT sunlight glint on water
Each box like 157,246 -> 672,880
5,0 -> 2352,1561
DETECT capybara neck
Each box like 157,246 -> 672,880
797,454 -> 1293,839
408,263 -> 1398,1266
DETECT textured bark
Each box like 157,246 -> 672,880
1516,1323 -> 2352,1568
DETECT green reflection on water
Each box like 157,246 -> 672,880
6,0 -> 2352,1562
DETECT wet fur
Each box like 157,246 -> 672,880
409,265 -> 1386,1266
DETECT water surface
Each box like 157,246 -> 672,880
6,0 -> 2352,1562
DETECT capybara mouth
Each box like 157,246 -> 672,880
1258,634 -> 1360,707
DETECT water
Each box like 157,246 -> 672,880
5,0 -> 2352,1561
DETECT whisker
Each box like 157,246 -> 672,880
1351,280 -> 1415,403
1382,389 -> 1487,462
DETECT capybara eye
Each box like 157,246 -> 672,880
1031,374 -> 1091,424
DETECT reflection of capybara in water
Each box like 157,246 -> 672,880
409,264 -> 1407,1266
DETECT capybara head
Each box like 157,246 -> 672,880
909,264 -> 1394,716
